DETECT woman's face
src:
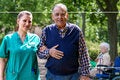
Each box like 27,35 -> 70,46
100,46 -> 108,53
17,14 -> 32,33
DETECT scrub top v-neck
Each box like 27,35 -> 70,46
0,32 -> 41,80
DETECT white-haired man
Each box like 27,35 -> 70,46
38,3 -> 90,80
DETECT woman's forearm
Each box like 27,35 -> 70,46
0,58 -> 7,80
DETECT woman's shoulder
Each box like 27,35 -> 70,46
3,32 -> 16,39
27,32 -> 40,40
27,33 -> 40,45
27,32 -> 38,36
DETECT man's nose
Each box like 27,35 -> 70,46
58,15 -> 62,18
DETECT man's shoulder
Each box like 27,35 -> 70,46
43,24 -> 56,30
67,23 -> 77,26
67,23 -> 81,31
46,24 -> 56,28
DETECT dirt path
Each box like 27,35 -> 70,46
38,58 -> 47,80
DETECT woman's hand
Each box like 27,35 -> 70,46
0,58 -> 7,80
79,76 -> 90,80
0,77 -> 4,80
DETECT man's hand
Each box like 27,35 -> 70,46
79,76 -> 90,80
49,45 -> 64,59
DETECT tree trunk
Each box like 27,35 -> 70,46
81,13 -> 86,36
107,14 -> 118,61
96,0 -> 119,61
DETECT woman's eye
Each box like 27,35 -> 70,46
23,20 -> 27,22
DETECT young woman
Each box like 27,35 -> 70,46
0,11 -> 41,80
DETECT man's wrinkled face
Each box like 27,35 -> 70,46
52,6 -> 68,29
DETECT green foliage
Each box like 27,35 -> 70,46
86,40 -> 99,60
0,33 -> 5,44
87,40 -> 120,61
118,45 -> 120,55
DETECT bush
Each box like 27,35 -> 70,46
86,40 -> 99,60
118,44 -> 120,55
0,33 -> 5,44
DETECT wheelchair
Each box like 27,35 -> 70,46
94,66 -> 120,80
93,56 -> 120,80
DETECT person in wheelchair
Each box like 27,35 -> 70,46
90,42 -> 111,78
114,56 -> 120,72
94,56 -> 120,80
109,56 -> 120,79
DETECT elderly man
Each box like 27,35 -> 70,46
38,3 -> 90,80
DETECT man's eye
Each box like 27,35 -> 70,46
55,13 -> 59,16
29,21 -> 32,23
61,13 -> 65,16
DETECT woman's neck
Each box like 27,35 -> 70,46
18,29 -> 27,36
17,30 -> 27,42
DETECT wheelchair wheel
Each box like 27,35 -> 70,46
112,76 -> 120,80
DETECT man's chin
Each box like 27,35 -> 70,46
56,24 -> 66,28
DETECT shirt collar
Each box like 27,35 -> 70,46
55,23 -> 69,32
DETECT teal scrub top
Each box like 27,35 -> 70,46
0,32 -> 41,80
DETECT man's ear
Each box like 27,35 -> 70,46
65,13 -> 69,20
51,14 -> 55,23
51,14 -> 54,20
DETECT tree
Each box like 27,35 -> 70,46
72,0 -> 119,61
96,0 -> 119,61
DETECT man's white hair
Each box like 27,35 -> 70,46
52,3 -> 68,12
100,42 -> 110,51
